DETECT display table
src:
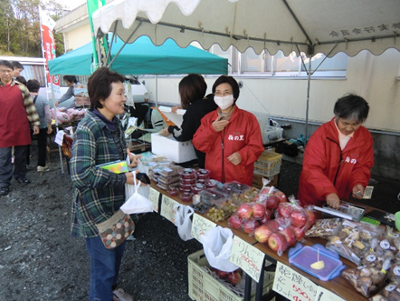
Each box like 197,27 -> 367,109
149,182 -> 383,301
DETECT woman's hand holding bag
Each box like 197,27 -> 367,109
121,172 -> 153,214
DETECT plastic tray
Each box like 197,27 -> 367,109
288,243 -> 346,281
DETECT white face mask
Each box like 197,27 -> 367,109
214,94 -> 234,110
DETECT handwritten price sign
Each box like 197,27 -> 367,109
191,213 -> 217,243
160,195 -> 179,223
148,187 -> 160,212
273,262 -> 318,301
230,236 -> 265,282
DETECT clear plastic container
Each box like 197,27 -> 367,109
196,169 -> 209,180
168,187 -> 179,196
179,168 -> 197,179
180,177 -> 196,185
205,179 -> 219,189
192,183 -> 205,194
181,194 -> 192,203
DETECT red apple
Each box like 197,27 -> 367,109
264,208 -> 272,221
243,217 -> 259,234
291,225 -> 306,240
277,203 -> 293,218
217,269 -> 229,279
228,270 -> 242,285
290,209 -> 308,228
260,214 -> 269,225
275,191 -> 287,203
279,227 -> 297,246
268,233 -> 289,254
252,203 -> 266,219
254,224 -> 274,243
228,213 -> 243,229
237,203 -> 253,219
266,196 -> 280,210
306,209 -> 316,224
266,220 -> 279,233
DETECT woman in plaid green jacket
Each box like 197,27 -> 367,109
70,67 -> 139,301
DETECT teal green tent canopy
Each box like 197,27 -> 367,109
48,36 -> 227,75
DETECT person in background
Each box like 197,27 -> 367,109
55,75 -> 82,108
192,75 -> 264,186
26,80 -> 52,172
297,94 -> 374,209
159,74 -> 217,168
16,76 -> 27,86
0,60 -> 40,196
70,67 -> 141,301
11,61 -> 24,78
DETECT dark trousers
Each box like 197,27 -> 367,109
0,145 -> 28,187
37,128 -> 48,167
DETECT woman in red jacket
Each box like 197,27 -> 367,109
297,94 -> 374,209
192,76 -> 264,186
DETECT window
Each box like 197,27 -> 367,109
209,46 -> 348,78
21,65 -> 46,86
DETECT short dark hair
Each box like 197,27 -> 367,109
87,67 -> 124,111
16,76 -> 27,86
0,60 -> 14,70
63,75 -> 78,83
334,93 -> 370,122
27,79 -> 40,93
178,74 -> 207,109
212,75 -> 240,102
11,61 -> 23,70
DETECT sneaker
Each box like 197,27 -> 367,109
37,165 -> 50,172
16,177 -> 31,184
0,187 -> 10,196
113,288 -> 134,301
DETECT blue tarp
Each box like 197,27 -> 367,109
48,36 -> 227,75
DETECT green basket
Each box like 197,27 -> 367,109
188,249 -> 274,301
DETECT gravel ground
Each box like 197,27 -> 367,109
0,142 -> 399,301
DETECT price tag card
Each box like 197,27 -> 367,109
316,286 -> 345,301
230,236 -> 265,282
191,214 -> 217,243
54,130 -> 65,146
273,262 -> 318,301
160,195 -> 180,224
149,187 -> 160,212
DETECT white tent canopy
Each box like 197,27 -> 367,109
93,0 -> 400,58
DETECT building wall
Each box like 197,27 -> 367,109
63,24 -> 92,51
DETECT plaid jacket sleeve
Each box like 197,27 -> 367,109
17,82 -> 40,127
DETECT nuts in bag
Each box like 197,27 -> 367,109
369,282 -> 400,301
305,218 -> 342,239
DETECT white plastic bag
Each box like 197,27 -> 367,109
200,226 -> 239,272
121,172 -> 153,214
174,204 -> 194,241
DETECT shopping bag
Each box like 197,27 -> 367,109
200,226 -> 239,272
121,172 -> 153,214
174,204 -> 194,241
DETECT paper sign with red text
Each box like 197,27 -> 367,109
149,187 -> 160,212
273,262 -> 318,301
160,195 -> 179,223
191,213 -> 217,243
230,236 -> 265,282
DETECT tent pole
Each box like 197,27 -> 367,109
305,58 -> 311,147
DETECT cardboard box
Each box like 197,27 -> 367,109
252,173 -> 279,189
254,150 -> 282,177
151,133 -> 197,163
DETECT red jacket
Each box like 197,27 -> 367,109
297,118 -> 374,207
193,106 -> 264,186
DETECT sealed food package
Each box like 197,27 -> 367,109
388,260 -> 400,283
375,226 -> 400,256
159,166 -> 183,178
342,258 -> 391,297
223,182 -> 250,194
158,174 -> 180,185
370,282 -> 400,301
231,187 -> 260,203
199,189 -> 228,207
326,220 -> 383,266
306,218 -> 342,239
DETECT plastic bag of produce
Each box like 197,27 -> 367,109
121,172 -> 153,214
201,226 -> 239,272
174,204 -> 194,241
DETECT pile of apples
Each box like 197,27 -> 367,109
254,199 -> 316,256
211,267 -> 243,285
228,186 -> 316,256
228,186 -> 287,234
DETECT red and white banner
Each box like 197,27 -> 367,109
39,9 -> 61,98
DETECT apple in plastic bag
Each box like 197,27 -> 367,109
279,227 -> 297,246
228,213 -> 243,229
228,270 -> 242,285
291,225 -> 306,240
266,195 -> 280,210
266,220 -> 279,233
217,269 -> 229,279
290,209 -> 308,228
254,224 -> 274,243
277,202 -> 293,218
268,232 -> 288,254
252,203 -> 266,219
237,203 -> 253,219
243,217 -> 259,234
